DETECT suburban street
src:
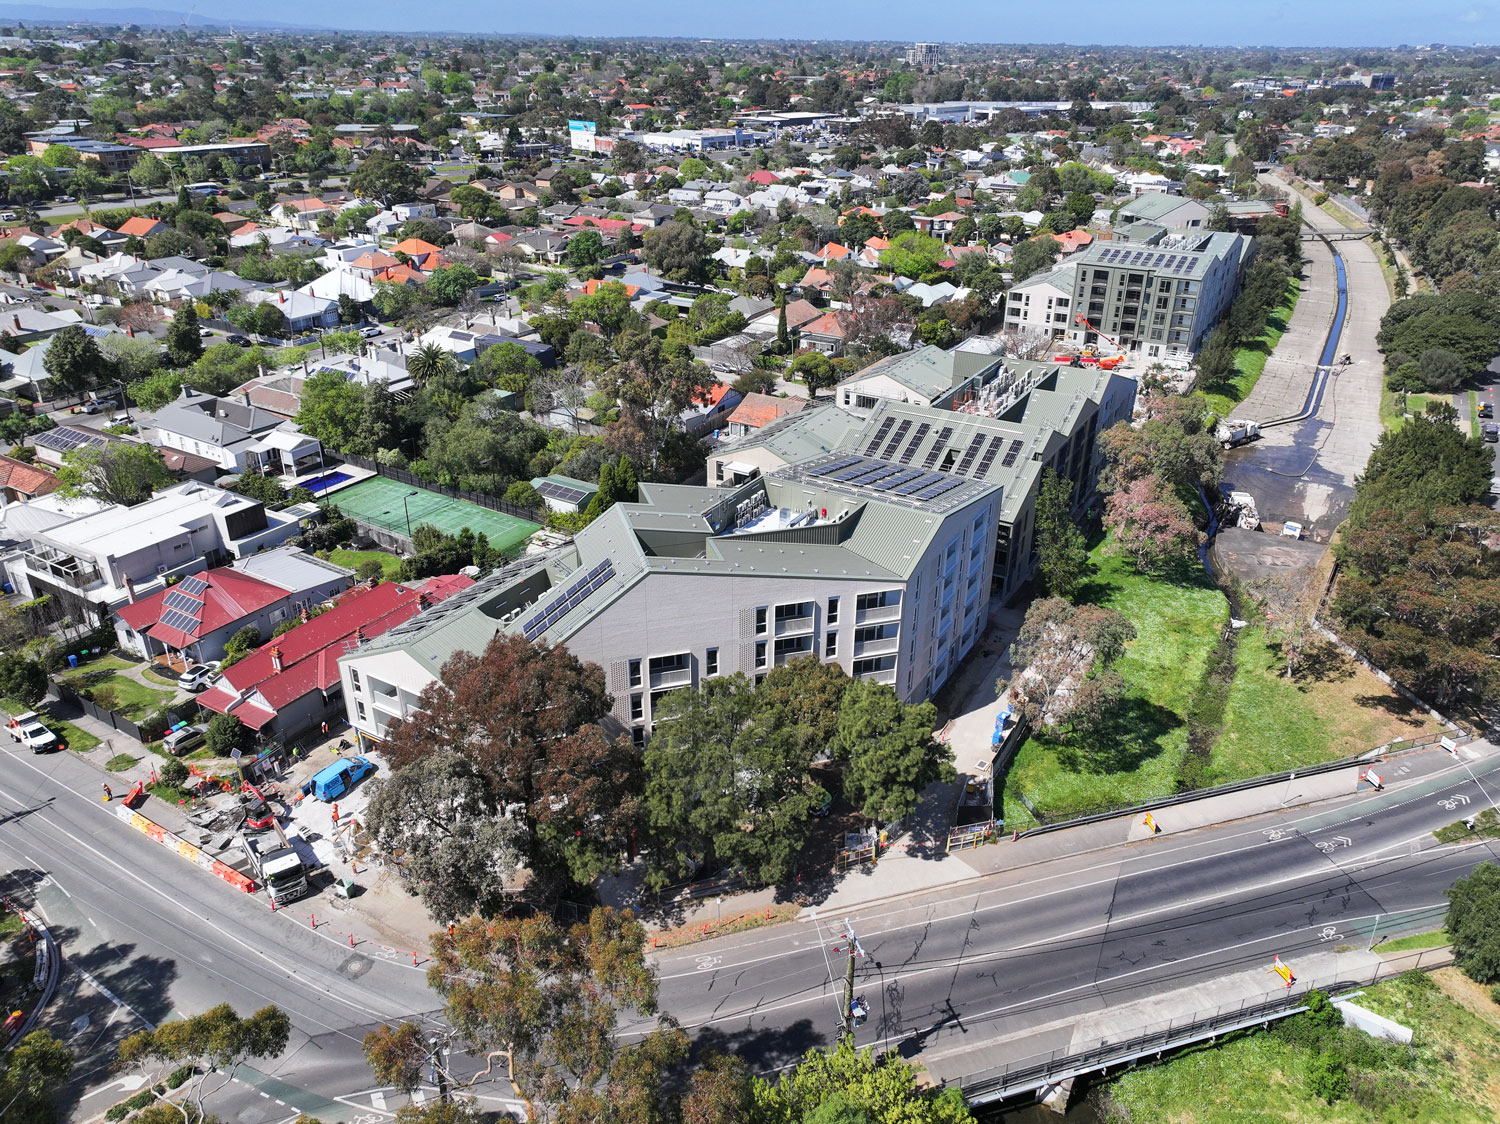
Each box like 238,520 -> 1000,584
0,741 -> 526,1124
638,751 -> 1500,1084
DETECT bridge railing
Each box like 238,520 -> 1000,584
952,947 -> 1450,1104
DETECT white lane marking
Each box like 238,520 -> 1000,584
371,1090 -> 387,1110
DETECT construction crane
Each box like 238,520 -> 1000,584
1073,313 -> 1126,354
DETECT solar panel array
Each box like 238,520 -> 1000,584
1093,246 -> 1202,274
1000,438 -> 1025,468
879,419 -> 912,461
537,480 -> 589,505
807,455 -> 970,504
34,427 -> 102,452
163,589 -> 200,613
896,422 -> 931,465
862,417 -> 895,456
954,435 -> 987,476
522,558 -> 615,641
973,435 -> 1006,477
160,608 -> 199,634
178,575 -> 208,596
921,427 -> 954,469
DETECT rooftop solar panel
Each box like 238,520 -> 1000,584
880,419 -> 912,460
537,480 -> 589,504
897,422 -> 931,465
921,427 -> 954,469
177,575 -> 209,596
159,608 -> 200,634
955,434 -> 986,476
163,590 -> 201,613
863,417 -> 895,456
810,456 -> 861,477
1000,438 -> 1024,468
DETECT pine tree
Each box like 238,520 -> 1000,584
1034,468 -> 1091,601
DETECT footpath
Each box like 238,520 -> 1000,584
1234,235 -> 1337,423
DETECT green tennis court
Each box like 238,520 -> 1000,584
330,476 -> 538,554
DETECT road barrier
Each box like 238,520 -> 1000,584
2,901 -> 58,1049
114,804 -> 256,894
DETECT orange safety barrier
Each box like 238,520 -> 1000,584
114,805 -> 257,894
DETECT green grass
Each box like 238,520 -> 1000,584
104,753 -> 138,772
1,696 -> 101,752
1212,622 -> 1440,783
1000,544 -> 1226,827
1436,807 -> 1500,844
1379,929 -> 1450,952
328,548 -> 405,579
61,671 -> 171,723
57,653 -> 137,678
140,666 -> 180,687
0,911 -> 21,938
1199,276 -> 1302,416
1100,971 -> 1500,1123
1470,389 -> 1480,437
1382,389 -> 1450,433
330,476 -> 538,554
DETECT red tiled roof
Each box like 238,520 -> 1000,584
0,454 -> 57,497
729,392 -> 806,430
117,216 -> 165,238
746,170 -> 780,185
116,566 -> 290,649
391,237 -> 443,257
196,575 -> 474,729
581,278 -> 639,298
801,311 -> 847,338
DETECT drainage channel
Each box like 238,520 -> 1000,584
1260,234 -> 1349,430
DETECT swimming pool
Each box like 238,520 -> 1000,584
299,470 -> 353,495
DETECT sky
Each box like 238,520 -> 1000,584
23,0 -> 1500,45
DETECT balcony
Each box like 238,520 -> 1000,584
855,603 -> 902,625
853,637 -> 899,658
774,613 -> 815,638
24,545 -> 103,592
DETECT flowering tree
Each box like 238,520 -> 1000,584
1104,476 -> 1200,574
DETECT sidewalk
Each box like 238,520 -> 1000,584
1235,237 -> 1336,424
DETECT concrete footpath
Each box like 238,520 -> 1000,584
1235,235 -> 1337,423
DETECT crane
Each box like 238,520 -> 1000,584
1073,313 -> 1126,354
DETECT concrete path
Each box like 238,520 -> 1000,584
1234,236 -> 1336,423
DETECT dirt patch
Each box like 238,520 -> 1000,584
1433,967 -> 1500,1031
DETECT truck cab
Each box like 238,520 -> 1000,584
244,832 -> 310,905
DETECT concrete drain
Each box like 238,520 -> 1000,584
339,954 -> 373,979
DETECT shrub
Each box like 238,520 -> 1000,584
1490,983 -> 1500,1006
355,559 -> 384,582
104,1103 -> 130,1122
165,1065 -> 194,1090
1305,1053 -> 1349,1103
158,758 -> 189,787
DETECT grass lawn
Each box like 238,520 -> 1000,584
105,753 -> 138,772
1199,276 -> 1301,416
1380,929 -> 1450,953
1099,970 -> 1500,1123
57,654 -> 137,677
328,548 -> 405,580
999,544 -> 1226,827
140,666 -> 180,687
1210,621 -> 1441,783
60,670 -> 171,723
1382,389 -> 1450,432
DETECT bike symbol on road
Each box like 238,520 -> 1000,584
1319,926 -> 1340,942
1315,835 -> 1353,854
1263,828 -> 1288,841
694,955 -> 722,972
1439,795 -> 1472,811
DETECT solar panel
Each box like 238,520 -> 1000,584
974,435 -> 1005,477
163,589 -> 201,612
35,428 -> 98,452
915,479 -> 964,501
537,480 -> 588,504
955,434 -> 986,476
810,456 -> 860,477
159,608 -> 200,634
878,469 -> 925,493
921,427 -> 954,469
897,422 -> 930,465
862,417 -> 895,455
177,575 -> 209,596
1000,438 -> 1024,468
880,419 -> 912,460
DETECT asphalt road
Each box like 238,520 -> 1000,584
0,742 -> 525,1124
640,755 -> 1500,1080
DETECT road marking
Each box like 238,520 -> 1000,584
371,1091 -> 387,1110
69,963 -> 156,1030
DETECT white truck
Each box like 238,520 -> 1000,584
8,710 -> 59,753
243,831 -> 310,906
1215,418 -> 1262,449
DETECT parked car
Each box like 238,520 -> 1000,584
198,326 -> 214,338
1484,423 -> 1499,443
359,325 -> 383,338
225,335 -> 251,347
82,397 -> 117,414
8,711 -> 58,753
1481,402 -> 1493,418
1489,477 -> 1500,496
56,195 -> 75,203
176,662 -> 219,691
162,724 -> 207,755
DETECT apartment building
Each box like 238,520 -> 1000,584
1064,231 -> 1254,359
12,481 -> 304,627
1002,262 -> 1079,339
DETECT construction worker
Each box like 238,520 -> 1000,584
101,783 -> 112,802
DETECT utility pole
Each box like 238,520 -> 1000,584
429,1035 -> 450,1102
833,918 -> 866,1043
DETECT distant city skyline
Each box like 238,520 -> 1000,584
14,0 -> 1500,47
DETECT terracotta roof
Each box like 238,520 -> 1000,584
116,566 -> 290,649
801,311 -> 847,338
0,454 -> 57,497
157,447 -> 219,474
196,575 -> 474,729
116,216 -> 165,238
390,237 -> 443,257
729,392 -> 806,430
782,299 -> 824,330
580,278 -> 639,298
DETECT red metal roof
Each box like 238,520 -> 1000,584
116,566 -> 289,649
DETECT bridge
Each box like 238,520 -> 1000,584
1299,227 -> 1375,240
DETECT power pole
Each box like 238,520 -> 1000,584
833,918 -> 866,1043
429,1035 -> 450,1102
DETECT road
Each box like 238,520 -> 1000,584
639,754 -> 1500,1082
0,742 -> 525,1124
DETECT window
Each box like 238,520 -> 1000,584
631,727 -> 646,747
706,647 -> 719,676
856,623 -> 899,643
648,652 -> 689,676
776,601 -> 813,622
628,659 -> 641,688
825,630 -> 837,657
856,590 -> 902,612
853,654 -> 897,677
827,596 -> 840,624
855,394 -> 878,410
350,668 -> 361,692
755,606 -> 768,635
755,640 -> 767,668
774,635 -> 814,661
630,694 -> 644,721
356,701 -> 367,721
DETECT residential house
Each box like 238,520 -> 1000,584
799,310 -> 849,356
1003,262 -> 1079,340
137,386 -> 325,478
197,573 -> 474,741
0,454 -> 57,502
726,392 -> 806,437
247,289 -> 338,335
530,474 -> 599,515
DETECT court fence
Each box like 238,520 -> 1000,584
330,452 -> 545,526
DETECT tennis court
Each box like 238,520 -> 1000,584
330,476 -> 539,555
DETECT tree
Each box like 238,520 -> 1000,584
642,674 -> 821,889
99,333 -> 165,381
878,230 -> 945,280
1104,475 -> 1200,574
42,323 -> 104,396
221,624 -> 261,668
130,152 -> 170,189
1099,394 -> 1222,500
427,908 -> 658,1104
56,443 -> 171,506
643,220 -> 709,283
835,680 -> 952,828
361,1022 -> 431,1096
790,351 -> 839,398
116,1004 -> 290,1121
1033,467 -> 1090,600
0,1031 -> 73,1124
382,633 -> 637,896
425,264 -> 479,307
581,455 -> 637,523
755,657 -> 849,757
295,369 -> 368,452
1009,237 -> 1061,283
0,652 -> 48,706
348,152 -> 424,206
1007,597 -> 1136,736
144,229 -> 196,259
204,712 -> 251,757
407,343 -> 455,385
752,1041 -> 974,1124
165,304 -> 202,366
364,750 -> 526,920
1446,863 -> 1500,983
568,228 -> 606,270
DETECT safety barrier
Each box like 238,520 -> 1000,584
114,804 -> 257,894
2,900 -> 58,1049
